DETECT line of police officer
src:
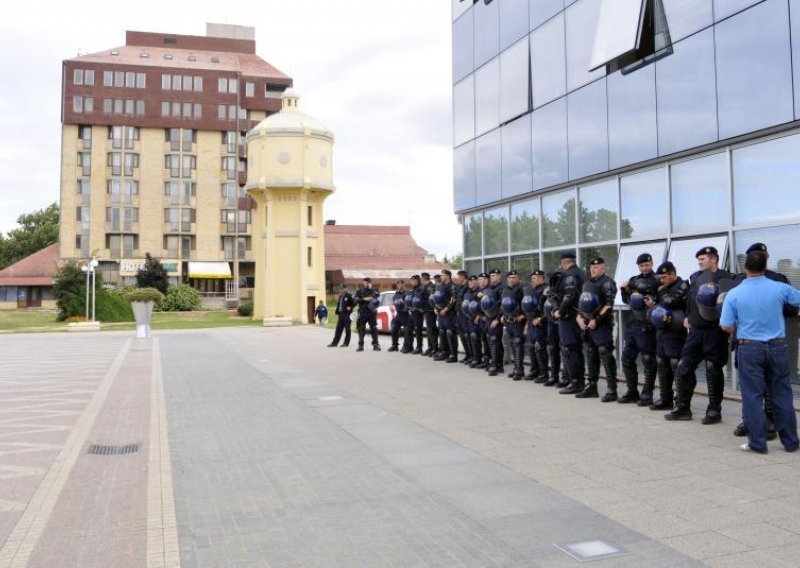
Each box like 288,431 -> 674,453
352,242 -> 796,437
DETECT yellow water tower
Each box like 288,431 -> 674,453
245,89 -> 335,324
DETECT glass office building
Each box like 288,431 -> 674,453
452,0 -> 800,391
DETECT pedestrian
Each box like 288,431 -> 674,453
315,300 -> 328,325
327,284 -> 354,347
720,250 -> 800,453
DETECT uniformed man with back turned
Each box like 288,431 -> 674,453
553,251 -> 587,395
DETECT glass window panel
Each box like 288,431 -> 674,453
714,0 -> 760,20
671,153 -> 729,233
532,97 -> 568,190
590,0 -> 647,71
614,241 -> 667,304
579,180 -> 618,243
454,141 -> 476,211
474,58 -> 500,135
511,197 -> 540,252
484,206 -> 509,255
662,0 -> 712,42
668,235 -> 729,279
733,134 -> 800,226
500,0 -> 529,50
542,189 -> 576,248
792,0 -> 800,119
499,37 -> 530,122
580,244 -> 619,279
620,168 -> 668,239
655,28 -> 718,156
501,114 -> 532,198
475,128 -> 502,205
465,259 -> 482,275
530,0 -> 563,31
543,250 -> 573,275
464,213 -> 483,258
453,8 -> 474,81
607,63 -> 657,169
715,0 -> 793,140
511,254 -> 540,275
485,257 -> 509,274
567,78 -> 609,180
565,0 -> 605,91
452,0 -> 472,22
474,0 -> 500,68
453,76 -> 475,146
531,13 -> 566,108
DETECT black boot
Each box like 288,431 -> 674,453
544,345 -> 560,386
447,331 -> 459,363
533,342 -> 549,383
512,337 -> 525,380
506,338 -> 517,378
665,364 -> 694,421
470,333 -> 483,368
458,331 -> 471,363
584,343 -> 600,392
618,355 -> 640,404
599,346 -> 618,402
650,357 -> 675,410
556,347 -> 573,390
371,328 -> 381,351
637,353 -> 657,407
701,361 -> 724,425
488,337 -> 500,376
575,380 -> 599,398
559,346 -> 584,394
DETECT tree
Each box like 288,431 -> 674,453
442,253 -> 464,269
0,203 -> 59,270
135,253 -> 168,294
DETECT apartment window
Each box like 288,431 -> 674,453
164,207 -> 180,231
181,236 -> 193,259
221,156 -> 236,179
164,181 -> 179,204
180,208 -> 196,231
85,69 -> 94,86
75,234 -> 83,252
123,180 -> 139,203
76,206 -> 90,223
107,179 -> 121,203
73,69 -> 83,85
161,101 -> 170,117
84,97 -> 93,113
307,246 -> 313,267
193,103 -> 202,119
114,99 -> 123,114
182,75 -> 192,91
123,153 -> 139,176
106,206 -> 121,229
307,205 -> 313,226
165,235 -> 179,258
182,181 -> 196,204
182,155 -> 196,177
77,179 -> 90,196
165,154 -> 180,177
221,182 -> 237,206
172,101 -> 180,118
123,235 -> 135,257
73,95 -> 83,113
136,72 -> 145,88
181,129 -> 194,151
162,74 -> 171,90
109,125 -> 122,148
193,76 -> 203,91
124,99 -> 134,115
223,131 -> 236,153
124,126 -> 139,145
228,105 -> 236,120
108,235 -> 121,257
172,75 -> 182,91
229,80 -> 238,94
78,125 -> 92,145
103,71 -> 112,87
125,71 -> 135,88
218,77 -> 227,92
238,209 -> 251,230
107,152 -> 121,175
77,152 -> 91,175
217,104 -> 226,120
182,102 -> 192,119
245,82 -> 254,97
265,84 -> 283,98
167,128 -> 180,150
135,100 -> 144,116
102,99 -> 111,115
114,71 -> 124,87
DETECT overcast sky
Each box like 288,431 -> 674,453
0,0 -> 461,258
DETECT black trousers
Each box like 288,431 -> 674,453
331,313 -> 352,346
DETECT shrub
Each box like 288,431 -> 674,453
95,288 -> 134,322
161,284 -> 202,312
53,262 -> 133,322
135,253 -> 168,294
124,287 -> 164,305
237,301 -> 253,317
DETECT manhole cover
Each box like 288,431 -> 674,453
87,443 -> 140,455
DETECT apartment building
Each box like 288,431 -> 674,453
60,23 -> 292,299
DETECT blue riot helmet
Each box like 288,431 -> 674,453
368,297 -> 380,313
578,291 -> 600,315
501,296 -> 518,316
543,297 -> 554,320
696,281 -> 720,321
520,294 -> 537,316
628,291 -> 650,322
461,298 -> 471,313
649,305 -> 686,332
404,292 -> 415,308
432,290 -> 447,309
468,299 -> 481,317
412,296 -> 423,310
393,296 -> 405,310
481,293 -> 499,318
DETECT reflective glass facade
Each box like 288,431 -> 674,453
454,0 -> 800,390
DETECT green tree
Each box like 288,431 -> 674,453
135,253 -> 168,294
441,253 -> 464,270
0,203 -> 59,270
53,262 -> 133,322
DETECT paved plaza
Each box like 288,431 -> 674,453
0,326 -> 799,566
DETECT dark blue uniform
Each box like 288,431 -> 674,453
389,287 -> 410,352
482,282 -> 505,376
406,284 -> 424,354
544,276 -> 565,387
433,280 -> 458,362
421,282 -> 438,356
554,264 -> 586,394
502,282 -> 526,379
355,286 -> 380,350
523,283 -> 548,381
620,272 -> 660,404
651,276 -> 691,410
328,290 -> 354,347
578,273 -> 618,400
455,282 -> 473,363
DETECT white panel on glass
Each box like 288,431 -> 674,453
614,241 -> 667,305
667,235 -> 729,284
589,0 -> 648,71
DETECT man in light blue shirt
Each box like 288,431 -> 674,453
720,251 -> 800,454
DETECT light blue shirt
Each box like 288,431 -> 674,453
720,276 -> 800,340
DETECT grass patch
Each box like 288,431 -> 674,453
0,310 -> 66,332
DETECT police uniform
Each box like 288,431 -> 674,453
522,271 -> 548,382
665,246 -> 733,423
543,273 -> 566,387
420,273 -> 439,356
328,285 -> 355,347
482,269 -> 505,376
468,275 -> 487,368
501,271 -> 526,380
388,281 -> 410,352
619,253 -> 660,405
649,262 -> 691,410
433,270 -> 459,363
454,271 -> 473,364
555,252 -> 587,395
406,275 -> 425,354
355,278 -> 381,351
577,258 -> 618,401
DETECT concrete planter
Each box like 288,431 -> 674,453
263,316 -> 292,327
131,301 -> 155,338
67,321 -> 101,332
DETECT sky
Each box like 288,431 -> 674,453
0,0 -> 461,259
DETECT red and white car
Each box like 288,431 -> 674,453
375,291 -> 397,333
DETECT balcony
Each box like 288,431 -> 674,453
163,222 -> 195,234
223,250 -> 253,261
105,222 -> 138,233
220,223 -> 251,235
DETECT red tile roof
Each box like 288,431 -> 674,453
324,225 -> 446,271
0,243 -> 62,286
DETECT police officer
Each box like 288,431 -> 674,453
543,271 -> 567,388
420,273 -> 438,357
482,268 -> 505,376
472,273 -> 491,369
553,251 -> 587,395
665,246 -> 733,423
327,283 -> 355,347
406,275 -> 425,354
619,254 -> 660,406
388,280 -> 410,352
355,277 -> 381,352
522,270 -> 548,382
454,270 -> 473,364
466,275 -> 484,367
730,243 -> 797,439
577,257 -> 618,401
433,269 -> 459,363
501,270 -> 526,380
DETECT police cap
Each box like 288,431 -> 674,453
655,261 -> 676,275
531,270 -> 545,277
420,272 -> 431,279
362,277 -> 372,283
746,242 -> 768,254
468,275 -> 478,281
636,253 -> 652,264
589,257 -> 605,266
457,270 -> 468,278
489,268 -> 502,275
560,250 -> 577,260
695,246 -> 718,259
410,274 -> 420,281
441,269 -> 452,276
478,272 -> 489,278
506,270 -> 519,277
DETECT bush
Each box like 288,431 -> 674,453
237,301 -> 253,317
53,262 -> 133,322
161,284 -> 202,312
95,288 -> 134,322
124,287 -> 164,305
135,253 -> 168,294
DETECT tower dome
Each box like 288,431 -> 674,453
248,89 -> 334,141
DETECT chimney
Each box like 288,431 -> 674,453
325,219 -> 336,225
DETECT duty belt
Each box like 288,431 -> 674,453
738,338 -> 784,345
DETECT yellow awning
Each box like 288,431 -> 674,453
188,261 -> 232,279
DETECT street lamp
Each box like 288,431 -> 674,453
81,258 -> 99,321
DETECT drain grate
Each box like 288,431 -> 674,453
87,443 -> 140,455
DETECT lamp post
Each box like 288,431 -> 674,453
81,258 -> 99,321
